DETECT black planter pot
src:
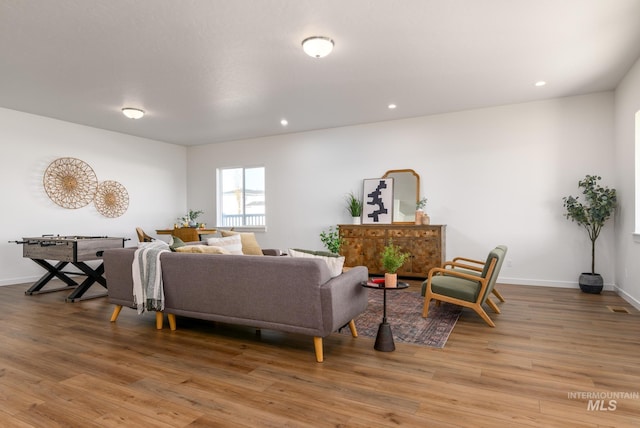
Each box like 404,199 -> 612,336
579,273 -> 603,294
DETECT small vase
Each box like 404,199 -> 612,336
352,216 -> 361,225
415,210 -> 423,225
421,213 -> 430,225
384,272 -> 398,288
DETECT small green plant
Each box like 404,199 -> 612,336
562,175 -> 616,274
345,192 -> 363,217
320,226 -> 344,254
381,240 -> 410,273
178,209 -> 204,224
416,197 -> 428,210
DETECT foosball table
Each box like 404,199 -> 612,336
13,235 -> 126,302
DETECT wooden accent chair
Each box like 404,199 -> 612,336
421,246 -> 507,327
449,245 -> 508,303
135,227 -> 155,243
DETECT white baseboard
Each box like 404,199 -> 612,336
613,286 -> 640,311
498,276 -> 615,291
0,275 -> 40,287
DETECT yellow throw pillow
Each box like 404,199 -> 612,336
220,230 -> 263,256
175,245 -> 230,254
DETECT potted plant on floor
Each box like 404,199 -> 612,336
562,174 -> 616,294
381,240 -> 410,288
345,191 -> 363,224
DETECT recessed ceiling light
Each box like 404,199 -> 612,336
534,81 -> 547,87
280,119 -> 288,126
301,36 -> 334,58
388,104 -> 397,109
121,107 -> 145,119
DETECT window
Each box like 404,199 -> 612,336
217,166 -> 265,228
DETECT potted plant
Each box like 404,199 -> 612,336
345,192 -> 363,224
381,240 -> 410,287
320,225 -> 344,254
562,175 -> 616,294
178,209 -> 204,227
415,197 -> 428,225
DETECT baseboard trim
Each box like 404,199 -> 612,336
0,275 -> 41,287
498,276 -> 615,290
613,286 -> 640,311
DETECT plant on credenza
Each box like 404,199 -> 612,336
562,174 -> 616,294
345,191 -> 363,224
381,240 -> 410,287
415,196 -> 428,225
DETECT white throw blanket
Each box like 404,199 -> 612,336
132,241 -> 170,314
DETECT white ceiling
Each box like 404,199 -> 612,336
2,0 -> 640,146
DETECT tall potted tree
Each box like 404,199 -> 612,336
562,175 -> 616,294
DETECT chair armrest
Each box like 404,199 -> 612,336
428,266 -> 486,283
452,256 -> 485,266
442,261 -> 483,272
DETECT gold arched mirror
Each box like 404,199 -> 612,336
382,169 -> 420,224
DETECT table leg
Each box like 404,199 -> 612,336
374,287 -> 395,351
25,260 -> 78,295
65,262 -> 108,302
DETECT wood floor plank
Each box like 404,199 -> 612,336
0,280 -> 639,426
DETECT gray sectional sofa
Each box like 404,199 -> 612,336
103,247 -> 369,362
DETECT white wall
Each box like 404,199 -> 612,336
614,56 -> 640,309
0,108 -> 187,286
187,92 -> 616,289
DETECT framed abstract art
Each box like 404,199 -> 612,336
362,178 -> 394,224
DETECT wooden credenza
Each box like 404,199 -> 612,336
338,224 -> 446,278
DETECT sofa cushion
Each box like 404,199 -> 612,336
169,236 -> 186,252
220,230 -> 263,256
289,248 -> 345,278
175,245 -> 231,254
206,234 -> 243,255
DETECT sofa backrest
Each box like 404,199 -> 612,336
103,248 -> 335,330
160,253 -> 332,329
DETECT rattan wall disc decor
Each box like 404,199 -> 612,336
43,157 -> 98,209
94,180 -> 129,218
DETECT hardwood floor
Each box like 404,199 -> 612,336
0,280 -> 638,427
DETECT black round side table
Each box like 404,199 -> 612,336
360,280 -> 409,352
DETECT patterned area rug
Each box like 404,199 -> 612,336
342,290 -> 462,348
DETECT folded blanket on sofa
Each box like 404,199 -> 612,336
132,241 -> 170,314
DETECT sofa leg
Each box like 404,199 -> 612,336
110,305 -> 122,322
313,337 -> 324,363
155,312 -> 163,329
348,319 -> 358,338
167,313 -> 176,331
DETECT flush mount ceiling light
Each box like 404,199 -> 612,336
121,107 -> 145,119
534,81 -> 547,87
302,36 -> 334,58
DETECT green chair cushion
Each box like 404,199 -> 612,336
421,275 -> 481,302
